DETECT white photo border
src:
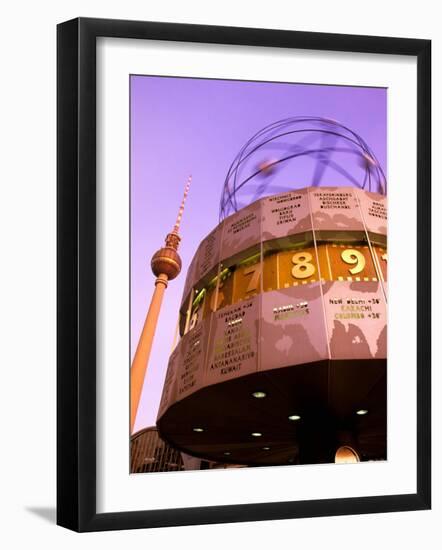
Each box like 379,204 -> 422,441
96,37 -> 417,513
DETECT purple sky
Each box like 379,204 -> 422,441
130,75 -> 386,432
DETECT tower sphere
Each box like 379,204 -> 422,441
151,246 -> 182,280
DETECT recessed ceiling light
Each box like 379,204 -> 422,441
251,432 -> 262,437
262,447 -> 270,451
193,427 -> 204,432
223,451 -> 231,456
288,414 -> 301,421
356,409 -> 368,416
252,391 -> 267,399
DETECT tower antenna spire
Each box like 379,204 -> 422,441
173,174 -> 192,234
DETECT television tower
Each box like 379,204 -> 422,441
130,175 -> 191,433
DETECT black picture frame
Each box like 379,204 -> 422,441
57,17 -> 431,532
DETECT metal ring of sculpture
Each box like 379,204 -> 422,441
219,117 -> 386,220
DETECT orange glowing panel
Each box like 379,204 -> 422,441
373,246 -> 388,281
216,269 -> 234,310
277,246 -> 319,288
203,283 -> 217,319
335,446 -> 360,464
232,257 -> 262,303
262,252 -> 279,292
326,243 -> 379,282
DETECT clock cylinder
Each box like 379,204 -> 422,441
157,186 -> 387,466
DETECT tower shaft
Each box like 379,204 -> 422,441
130,274 -> 168,433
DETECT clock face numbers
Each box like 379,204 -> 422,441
291,251 -> 316,279
182,242 -> 387,334
341,248 -> 366,274
232,257 -> 262,303
268,243 -> 385,288
326,244 -> 379,282
278,246 -> 319,287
